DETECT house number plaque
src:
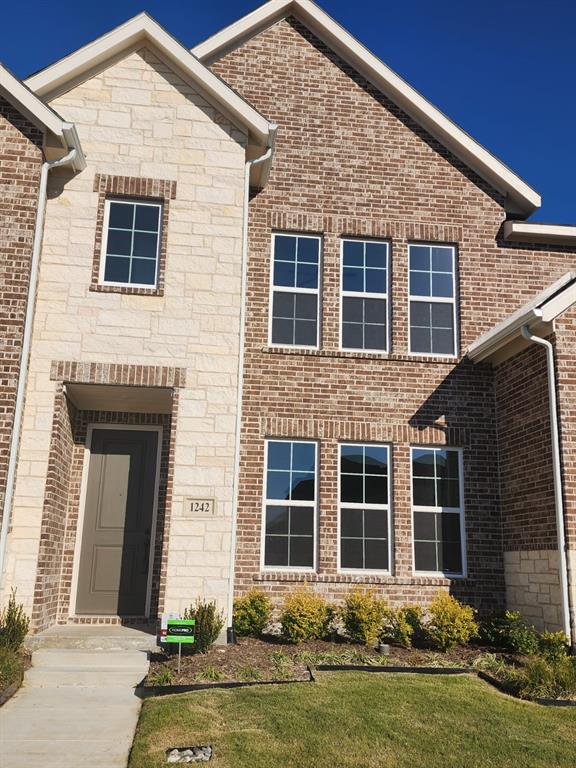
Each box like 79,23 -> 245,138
185,498 -> 215,516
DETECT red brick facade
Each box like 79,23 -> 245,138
212,16 -> 576,614
0,98 -> 43,522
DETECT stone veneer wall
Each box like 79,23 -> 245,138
2,47 -> 247,622
503,550 -> 562,631
0,98 -> 43,522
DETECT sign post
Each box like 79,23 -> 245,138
160,616 -> 195,674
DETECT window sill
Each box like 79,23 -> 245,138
254,572 -> 468,586
89,283 -> 164,297
263,346 -> 462,365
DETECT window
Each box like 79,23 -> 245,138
101,199 -> 162,288
341,239 -> 389,352
270,233 -> 321,347
263,440 -> 317,569
339,444 -> 390,571
409,244 -> 457,356
411,447 -> 465,576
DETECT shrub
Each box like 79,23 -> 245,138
0,589 -> 30,652
382,605 -> 424,648
148,666 -> 174,686
480,611 -> 539,655
538,631 -> 569,662
280,587 -> 333,643
425,592 -> 478,651
183,599 -> 225,653
513,655 -> 576,700
342,589 -> 387,646
0,646 -> 23,692
233,590 -> 272,637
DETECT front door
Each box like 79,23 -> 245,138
76,428 -> 159,616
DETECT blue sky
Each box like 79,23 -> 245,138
4,0 -> 574,222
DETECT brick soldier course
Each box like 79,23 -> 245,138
0,2 -> 574,640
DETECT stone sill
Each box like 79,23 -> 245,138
263,346 -> 462,365
254,572 -> 466,587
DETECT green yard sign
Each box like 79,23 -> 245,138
163,618 -> 195,644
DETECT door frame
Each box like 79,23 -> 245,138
70,423 -> 163,619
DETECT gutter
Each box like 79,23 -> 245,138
521,325 -> 573,645
0,146 -> 79,589
226,125 -> 278,643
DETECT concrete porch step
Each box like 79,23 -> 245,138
25,623 -> 159,652
24,666 -> 147,688
32,648 -> 149,671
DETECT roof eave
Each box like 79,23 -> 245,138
503,221 -> 576,246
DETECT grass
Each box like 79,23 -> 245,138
128,672 -> 576,768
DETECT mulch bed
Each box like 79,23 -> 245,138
145,636 -> 509,687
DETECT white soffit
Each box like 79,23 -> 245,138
503,221 -> 576,245
24,13 -> 273,154
467,272 -> 576,364
193,0 -> 541,216
65,383 -> 173,414
0,63 -> 85,170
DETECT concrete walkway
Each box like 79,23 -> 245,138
0,628 -> 152,768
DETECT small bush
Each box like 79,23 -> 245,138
233,590 -> 272,637
480,611 -> 539,655
148,666 -> 174,686
270,650 -> 294,679
280,587 -> 334,643
425,592 -> 478,651
382,605 -> 424,648
341,589 -> 387,646
538,631 -> 569,662
183,599 -> 225,653
0,589 -> 30,652
514,655 -> 576,700
237,665 -> 262,682
0,646 -> 23,692
195,665 -> 226,681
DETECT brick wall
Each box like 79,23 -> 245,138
0,98 -> 42,521
212,16 -> 576,615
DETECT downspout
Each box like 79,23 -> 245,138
0,147 -> 78,589
226,128 -> 277,643
521,325 -> 572,644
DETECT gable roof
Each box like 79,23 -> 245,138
467,272 -> 576,364
193,0 -> 541,216
24,13 -> 275,170
0,63 -> 85,170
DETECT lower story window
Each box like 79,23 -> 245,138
339,443 -> 390,571
411,447 -> 465,575
263,440 -> 316,569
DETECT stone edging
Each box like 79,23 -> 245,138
0,670 -> 24,708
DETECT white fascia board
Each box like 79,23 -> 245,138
0,63 -> 86,170
504,221 -> 576,245
467,272 -> 576,363
25,13 -> 272,150
193,0 -> 541,215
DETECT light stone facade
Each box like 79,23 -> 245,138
503,550 -> 563,631
2,46 -> 248,619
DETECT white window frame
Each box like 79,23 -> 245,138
410,446 -> 466,578
260,439 -> 318,572
340,238 -> 390,354
408,243 -> 458,358
337,442 -> 392,574
268,232 -> 322,350
100,198 -> 163,289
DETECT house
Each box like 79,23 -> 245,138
0,0 -> 574,646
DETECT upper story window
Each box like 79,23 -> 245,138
263,440 -> 317,570
101,199 -> 162,288
269,233 -> 321,348
341,239 -> 389,352
339,443 -> 390,572
411,447 -> 465,576
409,244 -> 457,356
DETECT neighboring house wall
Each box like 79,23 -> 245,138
494,344 -> 562,630
212,16 -> 576,615
0,98 -> 43,523
1,47 -> 247,622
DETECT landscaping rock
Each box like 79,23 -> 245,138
166,746 -> 212,763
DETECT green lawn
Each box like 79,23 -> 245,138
129,672 -> 576,768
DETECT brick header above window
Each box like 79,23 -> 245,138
90,174 -> 177,296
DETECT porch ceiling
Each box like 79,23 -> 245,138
64,383 -> 173,414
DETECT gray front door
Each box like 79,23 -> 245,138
76,429 -> 158,616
